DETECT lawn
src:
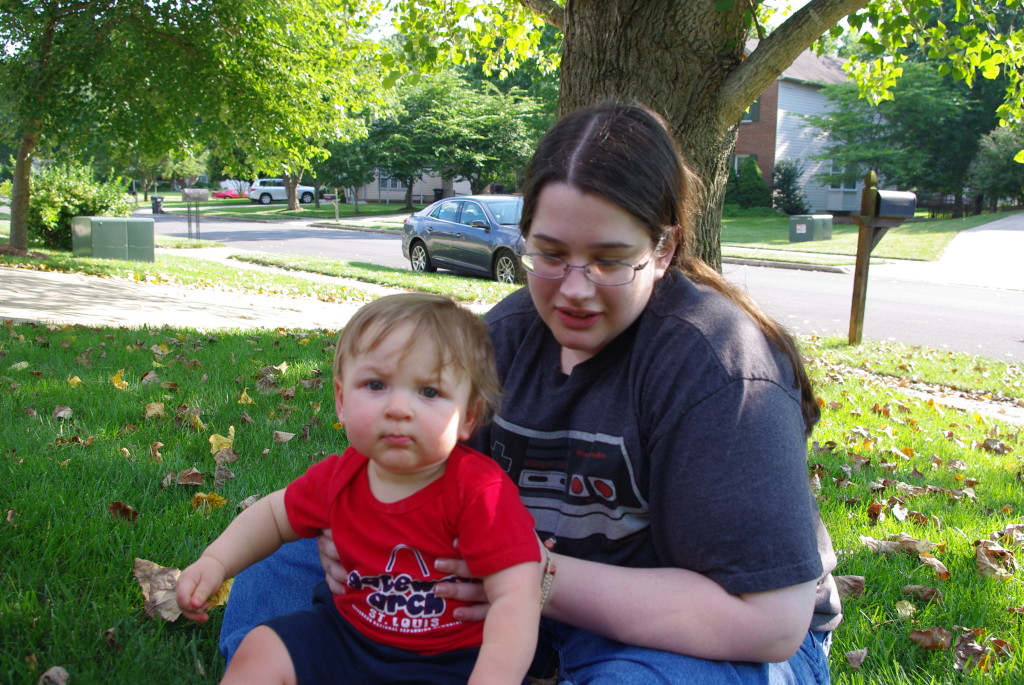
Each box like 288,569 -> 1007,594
3,241 -> 1024,684
721,213 -> 1004,262
146,196 -> 418,226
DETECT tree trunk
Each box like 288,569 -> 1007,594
555,0 -> 868,270
9,124 -> 41,252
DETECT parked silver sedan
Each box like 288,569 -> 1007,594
402,195 -> 525,283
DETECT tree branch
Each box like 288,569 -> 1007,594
517,0 -> 564,30
719,0 -> 868,126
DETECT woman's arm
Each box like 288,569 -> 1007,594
544,554 -> 816,663
435,553 -> 816,663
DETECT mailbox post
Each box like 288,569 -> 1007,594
182,188 -> 209,240
848,170 -> 917,344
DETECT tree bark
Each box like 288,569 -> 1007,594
554,0 -> 868,269
9,124 -> 41,252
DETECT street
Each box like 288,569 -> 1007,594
153,215 -> 1024,361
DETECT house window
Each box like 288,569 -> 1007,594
829,162 -> 858,190
731,154 -> 757,174
378,173 -> 406,189
742,98 -> 760,122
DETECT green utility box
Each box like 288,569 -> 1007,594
788,214 -> 833,242
71,216 -> 155,262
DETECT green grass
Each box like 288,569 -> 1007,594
1,323 -> 1021,683
230,252 -> 520,303
3,239 -> 1024,683
151,197 -> 418,224
0,250 -> 378,305
722,213 -> 1005,261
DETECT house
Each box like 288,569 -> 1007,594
733,41 -> 852,213
351,169 -> 472,206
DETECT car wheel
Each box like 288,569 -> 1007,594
410,241 -> 436,273
259,193 -> 272,205
300,192 -> 313,204
493,249 -> 523,284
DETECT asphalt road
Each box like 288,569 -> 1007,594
153,215 -> 1024,361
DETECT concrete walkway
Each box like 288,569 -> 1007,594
869,211 -> 1024,291
2,211 -> 1022,332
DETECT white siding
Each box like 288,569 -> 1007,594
775,81 -> 837,213
352,171 -> 472,206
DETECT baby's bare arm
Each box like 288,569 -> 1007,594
176,489 -> 297,621
469,561 -> 542,685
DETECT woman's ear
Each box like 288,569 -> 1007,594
653,231 -> 678,276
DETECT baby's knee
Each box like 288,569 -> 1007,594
221,626 -> 296,685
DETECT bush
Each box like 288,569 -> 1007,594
772,158 -> 810,215
726,157 -> 774,209
722,203 -> 782,218
28,162 -> 133,249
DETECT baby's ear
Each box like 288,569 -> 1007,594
458,398 -> 483,442
334,378 -> 345,424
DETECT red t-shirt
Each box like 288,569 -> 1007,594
285,444 -> 540,654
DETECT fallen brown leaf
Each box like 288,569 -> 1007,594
214,464 -> 236,489
38,666 -> 70,684
834,575 -> 865,598
176,467 -> 205,486
909,626 -> 952,650
845,647 -> 867,669
107,501 -> 139,522
132,558 -> 181,621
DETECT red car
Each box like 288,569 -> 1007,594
211,188 -> 243,199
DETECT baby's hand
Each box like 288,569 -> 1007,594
175,556 -> 227,623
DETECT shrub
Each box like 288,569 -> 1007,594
28,162 -> 133,249
772,158 -> 810,215
726,157 -> 774,208
722,203 -> 782,218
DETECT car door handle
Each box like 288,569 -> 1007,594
455,233 -> 463,239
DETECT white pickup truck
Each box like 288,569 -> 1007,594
247,178 -> 316,205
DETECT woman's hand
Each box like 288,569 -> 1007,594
317,529 -> 348,594
433,556 -> 489,621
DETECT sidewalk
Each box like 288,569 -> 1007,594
2,211 -> 1022,333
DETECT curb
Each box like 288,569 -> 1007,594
722,256 -> 850,274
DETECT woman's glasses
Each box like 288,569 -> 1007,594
519,253 -> 651,286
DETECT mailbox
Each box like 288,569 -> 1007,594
874,190 -> 916,219
182,188 -> 210,202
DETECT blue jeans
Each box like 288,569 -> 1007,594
220,540 -> 831,684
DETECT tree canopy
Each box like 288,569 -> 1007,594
0,0 -> 382,250
379,0 -> 1024,266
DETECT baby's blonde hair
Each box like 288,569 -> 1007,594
332,293 -> 501,427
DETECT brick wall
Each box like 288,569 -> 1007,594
734,80 -> 779,179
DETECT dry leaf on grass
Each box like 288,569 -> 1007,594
835,575 -> 865,598
175,467 -> 205,486
975,539 -> 1019,579
133,558 -> 181,622
845,647 -> 868,669
191,492 -> 227,510
209,426 -> 235,454
37,666 -> 70,684
107,501 -> 139,522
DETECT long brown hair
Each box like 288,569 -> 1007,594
520,102 -> 820,435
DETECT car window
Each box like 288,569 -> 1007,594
483,199 -> 522,225
460,202 -> 487,226
430,201 -> 461,223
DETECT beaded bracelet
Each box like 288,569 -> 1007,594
540,544 -> 557,610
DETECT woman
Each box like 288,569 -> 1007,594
221,102 -> 840,683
